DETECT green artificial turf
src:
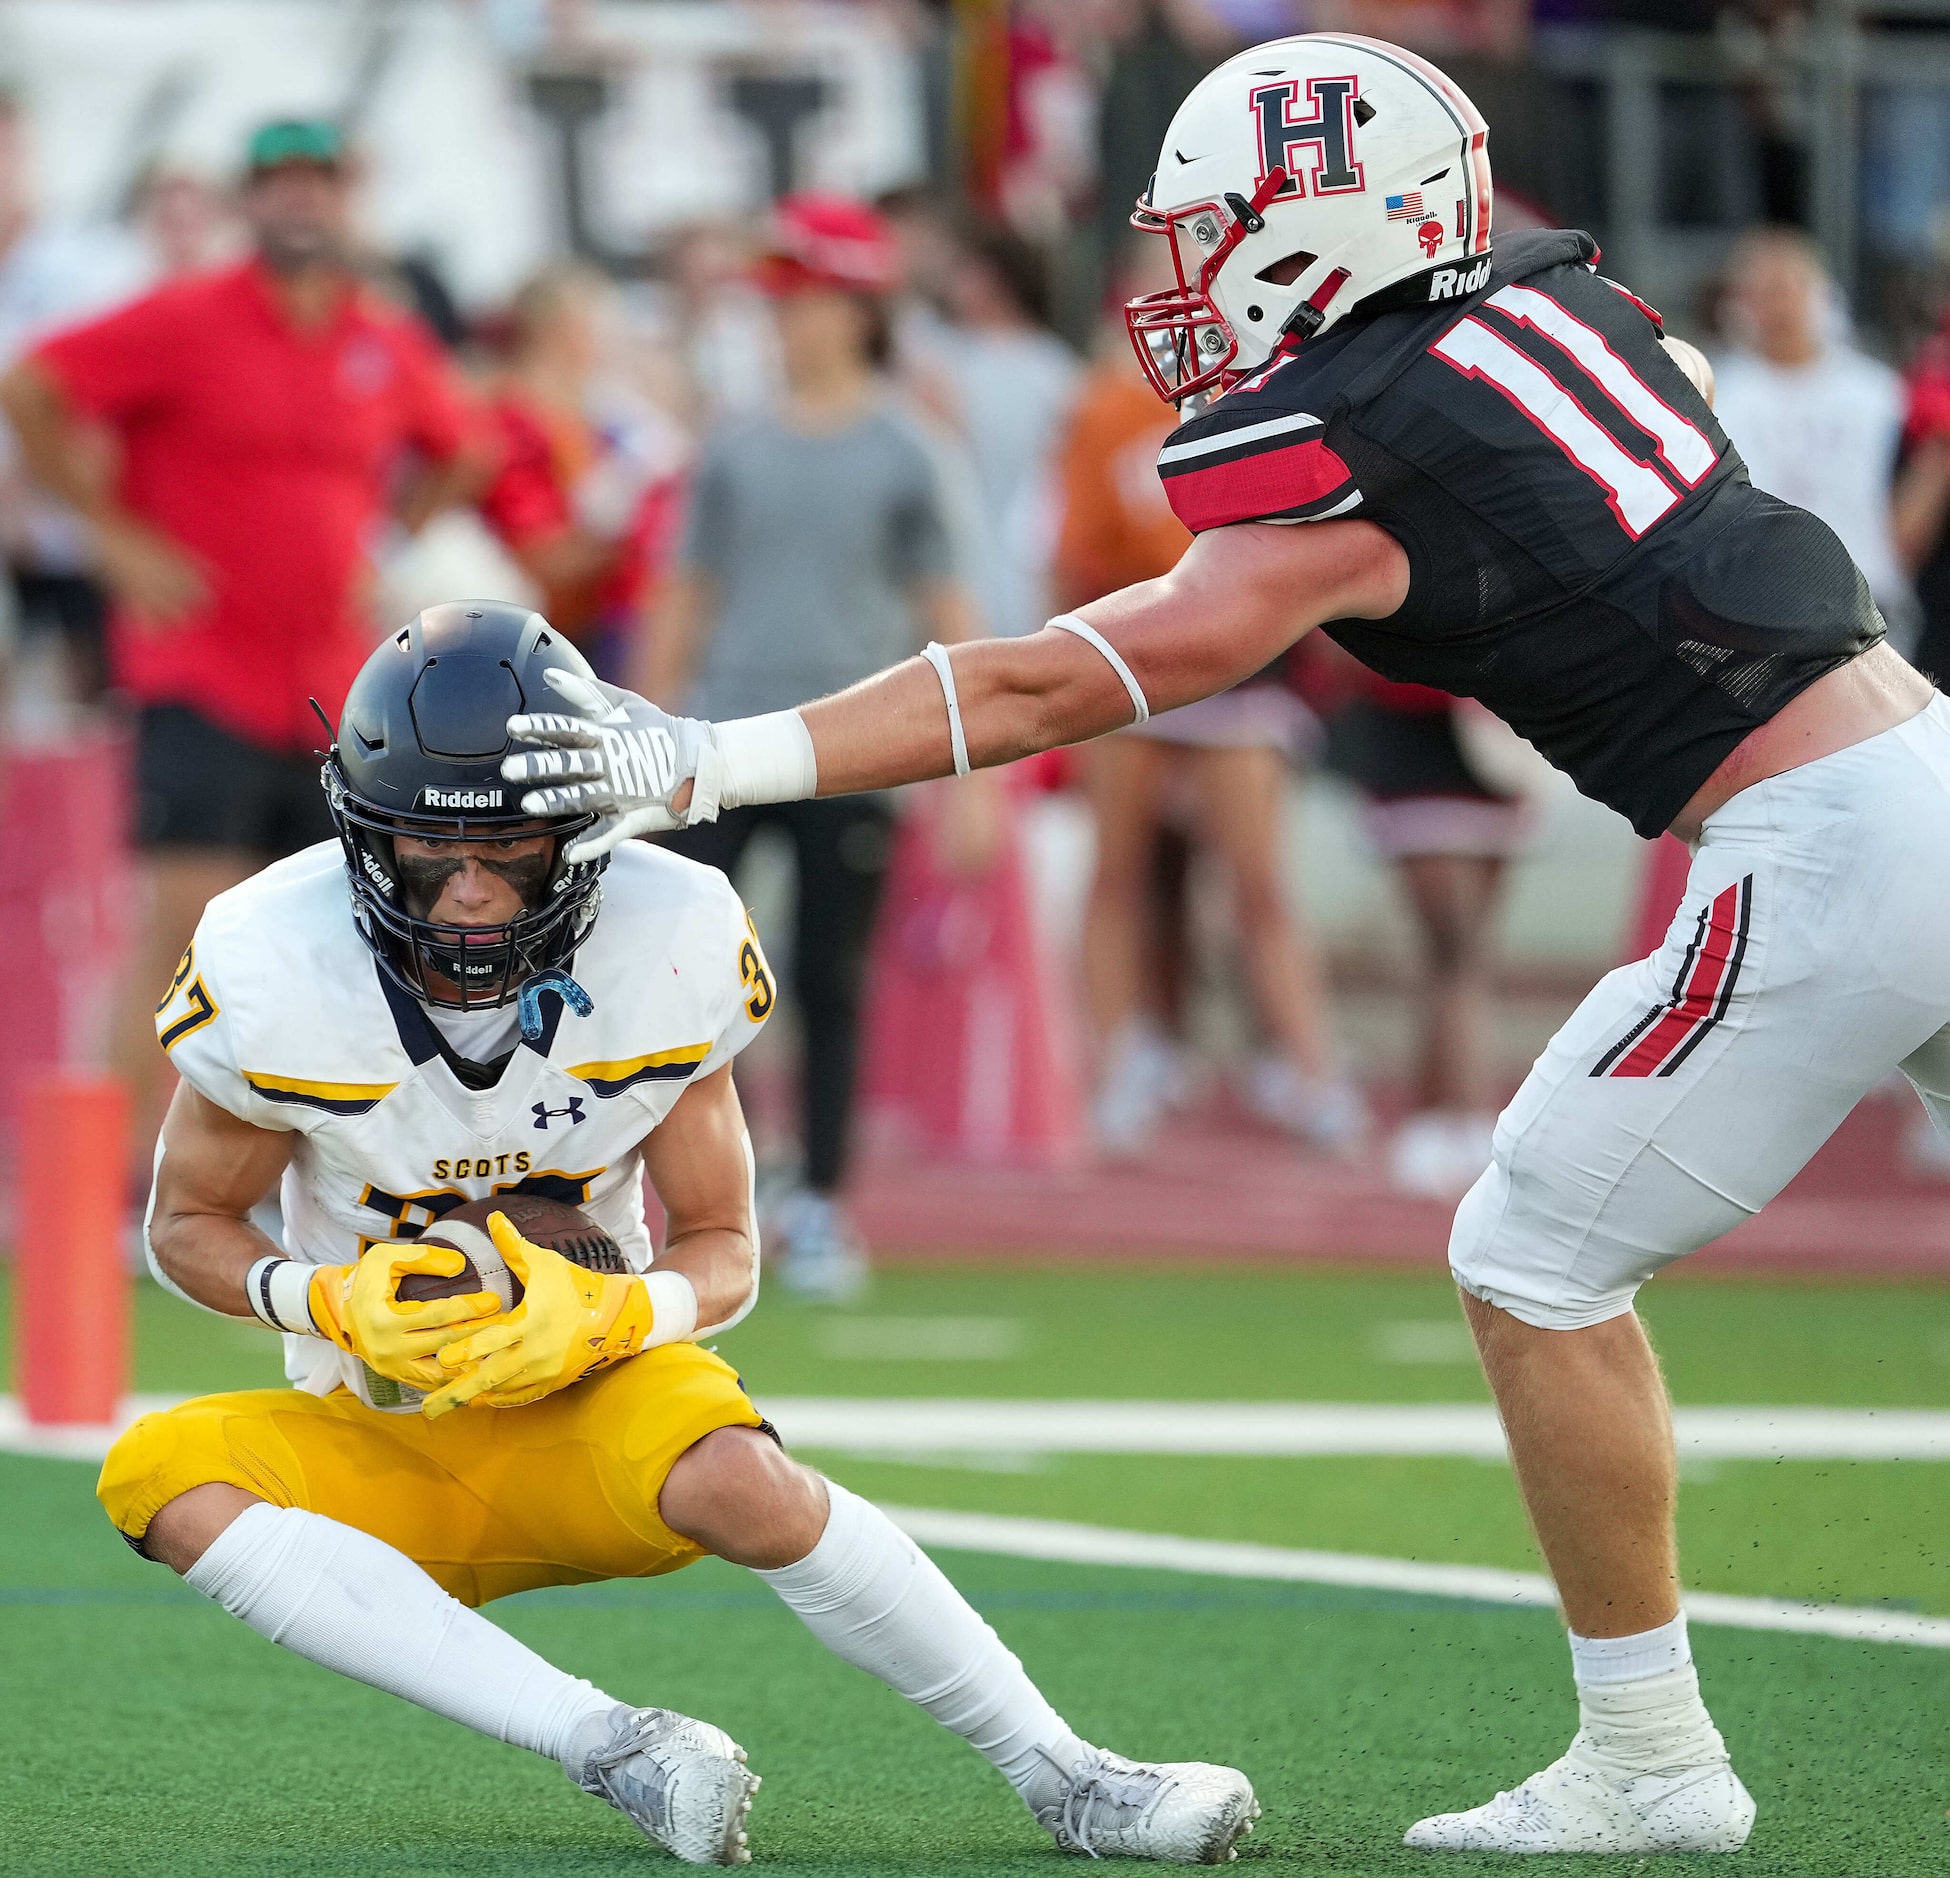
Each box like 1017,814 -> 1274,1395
808,1450 -> 1950,1616
6,1265 -> 1950,1869
2,1455 -> 1947,1876
727,1263 -> 1950,1408
7,1262 -> 1949,1408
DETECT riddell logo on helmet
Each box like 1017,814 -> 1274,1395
421,786 -> 503,809
1429,260 -> 1492,301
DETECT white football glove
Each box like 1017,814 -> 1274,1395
502,669 -> 727,861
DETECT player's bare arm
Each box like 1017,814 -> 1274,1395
148,1076 -> 507,1386
801,517 -> 1407,795
634,1061 -> 758,1328
147,1081 -> 294,1317
503,517 -> 1407,843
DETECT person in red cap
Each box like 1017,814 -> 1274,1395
639,192 -> 986,1299
0,118 -> 483,1159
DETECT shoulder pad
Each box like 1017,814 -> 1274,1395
1157,367 -> 1362,534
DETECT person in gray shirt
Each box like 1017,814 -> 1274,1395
642,194 -> 984,1300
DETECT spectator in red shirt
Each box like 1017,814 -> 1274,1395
0,118 -> 482,1156
477,265 -> 685,680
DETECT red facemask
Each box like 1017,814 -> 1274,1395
1123,168 -> 1292,403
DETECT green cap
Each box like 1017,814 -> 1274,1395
246,119 -> 343,173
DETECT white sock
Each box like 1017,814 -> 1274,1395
185,1503 -> 618,1763
1569,1613 -> 1692,1685
1567,1616 -> 1727,1776
757,1482 -> 1086,1812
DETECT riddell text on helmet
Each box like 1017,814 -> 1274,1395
419,786 -> 504,809
1429,260 -> 1492,301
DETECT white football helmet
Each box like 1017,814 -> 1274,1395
1125,33 -> 1493,403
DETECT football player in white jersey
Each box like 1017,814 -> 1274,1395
101,602 -> 1259,1867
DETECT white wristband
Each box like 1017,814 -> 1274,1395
640,1269 -> 700,1347
921,641 -> 971,776
246,1256 -> 319,1336
711,711 -> 818,810
1048,613 -> 1150,727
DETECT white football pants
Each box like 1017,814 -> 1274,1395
1453,694 -> 1950,1328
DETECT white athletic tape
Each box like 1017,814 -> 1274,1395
711,711 -> 818,809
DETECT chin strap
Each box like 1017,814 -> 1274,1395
518,967 -> 594,1042
1274,266 -> 1352,357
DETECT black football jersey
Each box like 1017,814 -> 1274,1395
1156,228 -> 1883,837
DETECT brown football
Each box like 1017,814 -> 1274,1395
394,1194 -> 625,1304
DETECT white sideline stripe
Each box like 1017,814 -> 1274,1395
0,1394 -> 180,1461
13,1396 -> 1950,1464
883,1507 -> 1950,1651
765,1398 -> 1950,1463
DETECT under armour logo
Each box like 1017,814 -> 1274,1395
532,1097 -> 587,1131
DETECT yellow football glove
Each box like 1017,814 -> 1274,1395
308,1244 -> 504,1392
422,1211 -> 656,1418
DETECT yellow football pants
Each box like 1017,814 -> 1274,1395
97,1343 -> 766,1607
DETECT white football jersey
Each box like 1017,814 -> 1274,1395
154,840 -> 773,1407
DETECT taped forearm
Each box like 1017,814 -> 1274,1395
652,1236 -> 756,1341
243,1255 -> 322,1335
708,711 -> 818,809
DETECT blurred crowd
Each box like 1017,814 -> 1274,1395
0,0 -> 1948,1292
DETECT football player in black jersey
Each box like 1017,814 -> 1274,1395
505,33 -> 1949,1858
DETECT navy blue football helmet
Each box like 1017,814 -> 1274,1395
324,601 -> 607,1008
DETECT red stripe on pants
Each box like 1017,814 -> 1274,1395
1609,881 -> 1742,1077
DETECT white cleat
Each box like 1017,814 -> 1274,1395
1036,1746 -> 1260,1864
1404,1738 -> 1755,1854
566,1705 -> 761,1865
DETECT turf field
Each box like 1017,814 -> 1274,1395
4,1263 -> 1948,1874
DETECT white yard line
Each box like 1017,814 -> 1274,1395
7,1395 -> 1942,1648
883,1506 -> 1950,1650
11,1395 -> 1950,1462
0,1395 -> 181,1461
765,1398 -> 1950,1463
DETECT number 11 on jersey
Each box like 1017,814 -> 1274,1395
1430,284 -> 1718,541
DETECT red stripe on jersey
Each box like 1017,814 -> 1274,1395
1607,281 -> 1665,331
1608,880 -> 1744,1077
1161,436 -> 1354,533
